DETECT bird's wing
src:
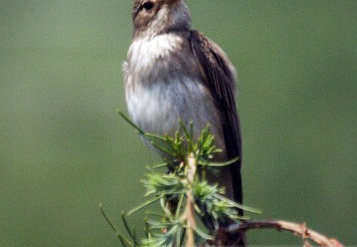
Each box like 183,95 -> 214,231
189,30 -> 243,207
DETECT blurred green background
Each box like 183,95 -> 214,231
0,0 -> 355,246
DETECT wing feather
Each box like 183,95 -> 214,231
189,30 -> 243,209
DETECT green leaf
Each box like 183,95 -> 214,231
204,157 -> 240,167
99,204 -> 134,247
213,194 -> 262,214
193,227 -> 214,241
118,111 -> 145,136
128,197 -> 162,216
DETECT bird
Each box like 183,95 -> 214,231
123,0 -> 244,245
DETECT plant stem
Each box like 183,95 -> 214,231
228,220 -> 343,247
184,153 -> 197,247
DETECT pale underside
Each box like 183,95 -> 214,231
124,33 -> 225,149
124,33 -> 235,198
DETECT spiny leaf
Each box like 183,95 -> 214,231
128,197 -> 162,216
99,204 -> 134,247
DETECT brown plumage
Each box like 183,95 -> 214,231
124,0 -> 245,245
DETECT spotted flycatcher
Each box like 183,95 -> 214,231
123,0 -> 244,245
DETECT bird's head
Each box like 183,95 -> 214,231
132,0 -> 191,38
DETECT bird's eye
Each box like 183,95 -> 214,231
142,1 -> 154,11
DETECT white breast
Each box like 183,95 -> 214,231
126,34 -> 183,75
123,33 -> 224,149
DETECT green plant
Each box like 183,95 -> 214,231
100,113 -> 258,246
101,113 -> 344,247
